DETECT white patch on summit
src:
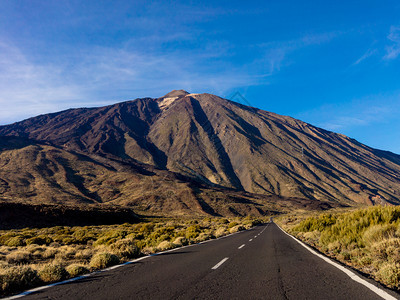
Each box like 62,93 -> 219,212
158,97 -> 178,110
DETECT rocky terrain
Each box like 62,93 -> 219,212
0,90 -> 399,217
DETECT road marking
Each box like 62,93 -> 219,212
254,235 -> 257,238
212,257 -> 229,270
238,244 -> 245,249
249,239 -> 253,241
278,225 -> 397,300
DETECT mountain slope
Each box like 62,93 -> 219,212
1,136 -> 326,217
1,91 -> 400,206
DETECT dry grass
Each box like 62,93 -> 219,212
0,216 -> 263,297
277,206 -> 400,290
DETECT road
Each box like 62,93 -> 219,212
21,223 -> 399,300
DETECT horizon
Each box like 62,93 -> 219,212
0,1 -> 399,154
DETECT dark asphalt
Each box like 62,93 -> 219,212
22,223 -> 399,300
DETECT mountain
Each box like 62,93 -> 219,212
1,90 -> 400,207
0,136 -> 328,218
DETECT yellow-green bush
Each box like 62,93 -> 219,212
288,206 -> 400,289
38,264 -> 68,283
90,252 -> 119,269
156,241 -> 173,251
0,217 -> 260,296
375,262 -> 400,288
26,236 -> 52,246
6,236 -> 25,247
185,225 -> 201,239
0,266 -> 40,295
6,251 -> 32,264
109,238 -> 139,258
66,264 -> 89,277
172,236 -> 188,246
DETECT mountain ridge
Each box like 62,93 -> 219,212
1,90 -> 400,207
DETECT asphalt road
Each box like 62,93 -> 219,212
22,223 -> 399,300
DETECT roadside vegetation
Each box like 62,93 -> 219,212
278,206 -> 400,290
0,216 -> 262,296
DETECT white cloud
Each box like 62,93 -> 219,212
353,48 -> 377,65
255,32 -> 338,75
297,93 -> 400,133
0,29 -> 339,125
384,26 -> 400,60
0,39 -> 266,125
0,41 -> 87,124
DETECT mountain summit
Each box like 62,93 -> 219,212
1,90 -> 400,207
160,89 -> 189,98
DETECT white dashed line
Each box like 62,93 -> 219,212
238,244 -> 245,249
249,239 -> 253,242
212,257 -> 229,270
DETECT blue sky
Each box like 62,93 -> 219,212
0,1 -> 400,153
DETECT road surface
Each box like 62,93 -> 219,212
21,223 -> 399,299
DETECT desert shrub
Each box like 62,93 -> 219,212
26,236 -> 52,246
293,214 -> 336,233
6,251 -> 32,264
65,264 -> 89,277
139,223 -> 154,234
358,256 -> 373,266
74,248 -> 94,261
196,232 -> 212,242
5,237 -> 25,247
362,224 -> 396,245
218,218 -> 229,224
94,230 -> 127,246
228,222 -> 238,229
90,253 -> 119,269
109,239 -> 139,258
42,248 -> 57,259
147,226 -> 175,243
52,234 -> 77,245
49,242 -> 61,248
214,227 -> 227,238
172,237 -> 188,246
156,241 -> 173,251
126,232 -> 144,240
38,264 -> 68,283
0,266 -> 40,295
250,219 -> 262,226
55,247 -> 76,260
302,231 -> 320,245
370,238 -> 400,261
135,240 -> 147,249
376,262 -> 400,288
229,225 -> 244,234
186,225 -> 201,240
72,230 -> 96,244
283,206 -> 400,290
0,233 -> 17,246
54,227 -> 72,235
326,240 -> 341,253
339,251 -> 351,261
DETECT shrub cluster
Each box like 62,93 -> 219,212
0,216 -> 263,296
287,206 -> 400,289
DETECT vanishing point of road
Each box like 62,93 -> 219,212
19,223 -> 399,300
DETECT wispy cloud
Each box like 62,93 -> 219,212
0,41 -> 87,124
0,39 -> 265,125
353,48 -> 377,65
297,93 -> 400,132
384,26 -> 400,60
255,32 -> 339,75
